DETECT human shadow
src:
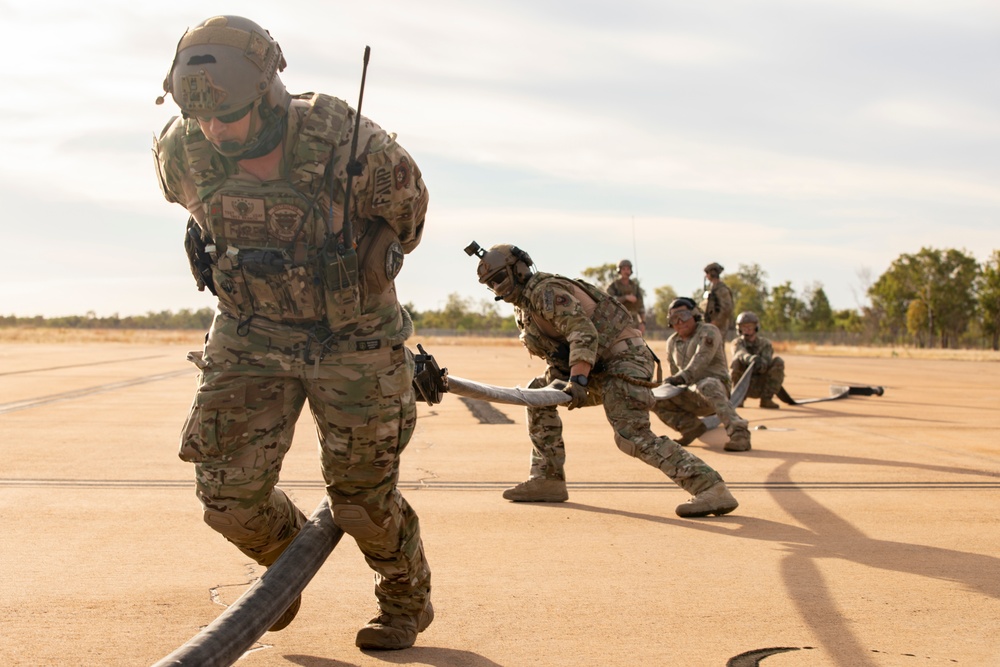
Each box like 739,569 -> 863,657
561,449 -> 1000,667
284,647 -> 504,666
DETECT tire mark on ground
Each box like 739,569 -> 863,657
0,354 -> 169,377
0,368 -> 192,414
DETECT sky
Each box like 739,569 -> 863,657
1,0 -> 998,319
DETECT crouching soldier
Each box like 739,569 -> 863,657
731,311 -> 785,409
653,298 -> 752,451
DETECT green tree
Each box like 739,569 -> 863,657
868,247 -> 979,347
649,284 -> 678,330
763,281 -> 803,333
413,293 -> 514,332
832,308 -> 864,334
801,283 -> 835,332
977,250 -> 1000,350
906,299 -> 930,348
580,263 -> 619,291
728,263 -> 768,317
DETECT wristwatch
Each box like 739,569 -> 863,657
570,374 -> 589,387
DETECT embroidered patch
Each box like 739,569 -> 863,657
542,289 -> 554,313
554,294 -> 570,307
393,157 -> 411,190
222,195 -> 266,222
385,239 -> 404,281
372,166 -> 393,209
268,204 -> 304,242
355,339 -> 382,351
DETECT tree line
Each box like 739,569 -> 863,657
3,247 -> 997,350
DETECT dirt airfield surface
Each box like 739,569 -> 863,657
1,333 -> 998,667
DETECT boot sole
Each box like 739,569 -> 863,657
676,502 -> 739,518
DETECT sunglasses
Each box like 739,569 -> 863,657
198,104 -> 253,124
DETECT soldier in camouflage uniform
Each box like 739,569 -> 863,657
653,297 -> 752,451
606,259 -> 646,334
152,16 -> 432,650
467,242 -> 739,518
731,311 -> 784,409
702,262 -> 735,342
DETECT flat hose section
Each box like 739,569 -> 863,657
446,375 -> 571,407
152,498 -> 343,667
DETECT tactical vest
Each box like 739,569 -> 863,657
611,279 -> 642,315
181,93 -> 361,326
517,274 -> 634,371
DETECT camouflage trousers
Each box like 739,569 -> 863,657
180,313 -> 430,616
731,357 -> 785,399
524,348 -> 723,496
651,377 -> 748,438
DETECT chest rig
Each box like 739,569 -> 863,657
183,93 -> 358,327
516,274 -> 634,372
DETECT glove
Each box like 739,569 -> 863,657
664,374 -> 685,386
748,355 -> 761,367
547,378 -> 588,409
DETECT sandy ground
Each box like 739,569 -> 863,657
1,334 -> 998,666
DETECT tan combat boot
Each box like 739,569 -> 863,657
760,395 -> 780,409
724,427 -> 752,452
268,594 -> 301,632
675,482 -> 739,518
675,422 -> 708,446
356,601 -> 434,650
502,478 -> 568,502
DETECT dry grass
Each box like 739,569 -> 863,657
0,327 -> 206,345
2,327 -> 997,362
774,341 -> 1000,362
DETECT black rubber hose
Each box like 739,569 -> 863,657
152,498 -> 343,667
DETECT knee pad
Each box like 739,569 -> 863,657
331,503 -> 386,540
203,508 -> 258,541
614,433 -> 640,458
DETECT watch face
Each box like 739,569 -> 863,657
572,375 -> 588,386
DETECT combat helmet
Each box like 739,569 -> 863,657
464,241 -> 534,302
618,259 -> 633,270
157,15 -> 291,159
704,262 -> 724,277
736,310 -> 760,334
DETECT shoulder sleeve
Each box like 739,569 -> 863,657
533,279 -> 600,368
350,116 -> 428,254
152,116 -> 188,205
678,324 -> 720,382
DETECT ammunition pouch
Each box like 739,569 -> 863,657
239,249 -> 289,276
321,246 -> 361,326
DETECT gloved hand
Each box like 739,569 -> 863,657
546,378 -> 589,409
748,355 -> 761,367
664,374 -> 685,386
564,380 -> 589,410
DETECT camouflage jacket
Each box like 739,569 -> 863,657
153,93 -> 428,333
704,280 -> 734,332
666,321 -> 731,389
732,335 -> 776,367
514,272 -> 638,374
606,277 -> 645,321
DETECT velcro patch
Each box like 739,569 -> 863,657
355,340 -> 382,351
